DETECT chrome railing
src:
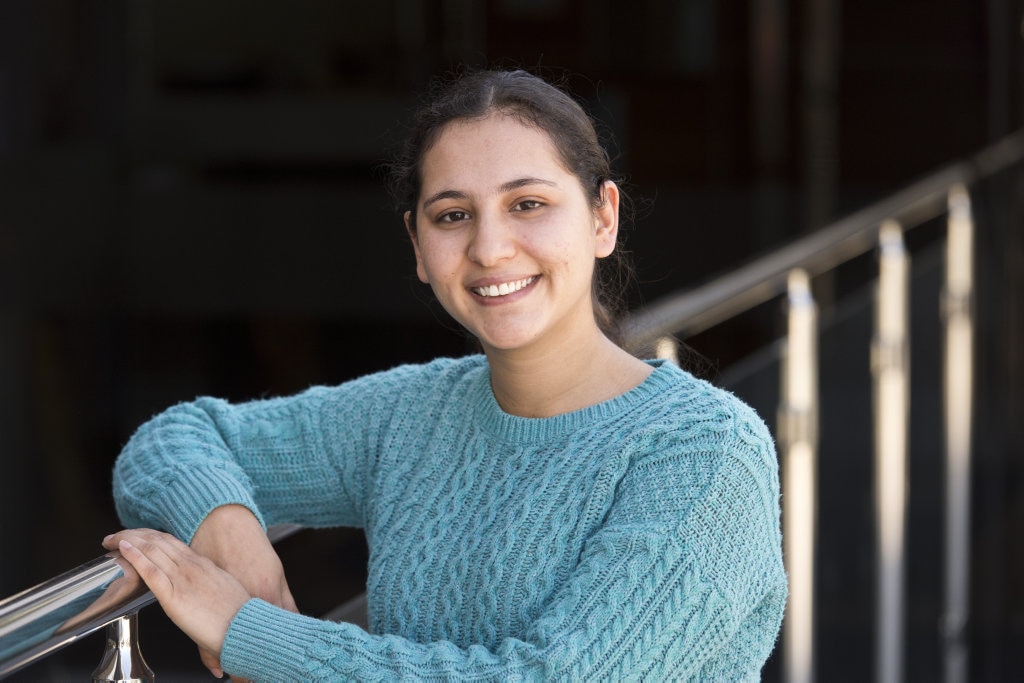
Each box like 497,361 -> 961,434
623,131 -> 1023,348
0,130 -> 1021,682
0,554 -> 151,681
0,524 -> 300,680
625,128 -> 1024,683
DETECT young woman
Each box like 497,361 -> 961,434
104,69 -> 787,681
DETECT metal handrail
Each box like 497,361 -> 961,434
0,524 -> 301,680
622,128 -> 1024,348
621,127 -> 1022,683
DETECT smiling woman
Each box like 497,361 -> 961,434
106,68 -> 787,681
405,113 -> 625,383
390,69 -> 634,348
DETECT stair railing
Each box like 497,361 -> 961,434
624,129 -> 1024,683
0,525 -> 300,681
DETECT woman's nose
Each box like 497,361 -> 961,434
467,212 -> 516,266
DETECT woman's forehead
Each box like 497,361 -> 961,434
420,114 -> 571,189
432,113 -> 555,153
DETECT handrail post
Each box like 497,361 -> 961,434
873,220 -> 910,683
941,184 -> 974,683
780,269 -> 819,683
654,336 -> 680,365
91,612 -> 154,683
90,610 -> 153,683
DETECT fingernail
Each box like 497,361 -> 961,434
103,534 -> 113,543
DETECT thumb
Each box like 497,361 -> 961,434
199,646 -> 224,678
281,581 -> 299,613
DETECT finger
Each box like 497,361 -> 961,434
104,528 -> 181,555
120,533 -> 187,574
114,530 -> 204,576
117,540 -> 175,599
139,533 -> 197,569
101,532 -> 122,551
199,646 -> 224,679
281,583 -> 298,613
122,528 -> 188,552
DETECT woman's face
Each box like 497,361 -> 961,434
406,112 -> 619,356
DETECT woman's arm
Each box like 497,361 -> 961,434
187,505 -> 295,610
110,423 -> 787,682
113,382 -> 378,542
187,504 -> 298,678
111,381 -> 379,677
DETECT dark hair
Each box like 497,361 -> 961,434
387,68 -> 636,346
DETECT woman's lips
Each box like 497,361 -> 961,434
470,275 -> 539,298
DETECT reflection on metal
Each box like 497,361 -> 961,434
91,613 -> 154,683
0,524 -> 301,680
873,221 -> 910,683
654,336 -> 680,365
942,185 -> 974,683
779,269 -> 818,683
0,555 -> 150,679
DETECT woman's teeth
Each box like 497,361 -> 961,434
473,276 -> 537,297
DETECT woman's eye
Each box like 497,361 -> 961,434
512,200 -> 542,212
438,210 -> 469,223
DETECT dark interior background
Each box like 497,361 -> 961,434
1,0 -> 1022,680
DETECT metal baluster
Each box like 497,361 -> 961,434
91,612 -> 154,683
654,336 -> 680,365
780,269 -> 819,683
942,184 -> 974,683
873,221 -> 910,683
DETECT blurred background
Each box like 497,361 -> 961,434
1,0 -> 1021,680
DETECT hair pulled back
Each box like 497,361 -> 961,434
388,68 -> 635,345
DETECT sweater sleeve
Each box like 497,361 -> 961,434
217,408 -> 788,681
112,378 -> 382,543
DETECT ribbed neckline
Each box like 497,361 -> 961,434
471,359 -> 685,443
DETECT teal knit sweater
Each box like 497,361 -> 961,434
113,355 -> 787,681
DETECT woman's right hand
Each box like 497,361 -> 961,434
188,504 -> 298,679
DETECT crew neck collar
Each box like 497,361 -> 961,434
471,359 -> 682,442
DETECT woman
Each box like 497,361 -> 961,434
105,69 -> 787,681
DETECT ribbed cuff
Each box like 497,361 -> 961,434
220,599 -> 356,681
149,467 -> 265,544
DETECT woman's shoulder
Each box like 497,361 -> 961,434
645,362 -> 770,434
612,363 -> 782,527
627,361 -> 777,471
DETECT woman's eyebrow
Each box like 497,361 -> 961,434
422,189 -> 468,210
422,178 -> 560,210
499,177 -> 559,193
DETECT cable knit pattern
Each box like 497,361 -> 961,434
112,355 -> 787,681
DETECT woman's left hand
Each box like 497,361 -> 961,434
103,529 -> 251,659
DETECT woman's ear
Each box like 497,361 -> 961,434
405,211 -> 430,284
594,181 -> 620,259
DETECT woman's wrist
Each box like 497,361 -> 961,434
191,505 -> 266,565
190,504 -> 296,613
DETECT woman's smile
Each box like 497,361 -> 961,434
469,275 -> 539,301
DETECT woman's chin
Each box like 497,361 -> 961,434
475,329 -> 543,355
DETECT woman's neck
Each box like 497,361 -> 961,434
483,328 -> 653,418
